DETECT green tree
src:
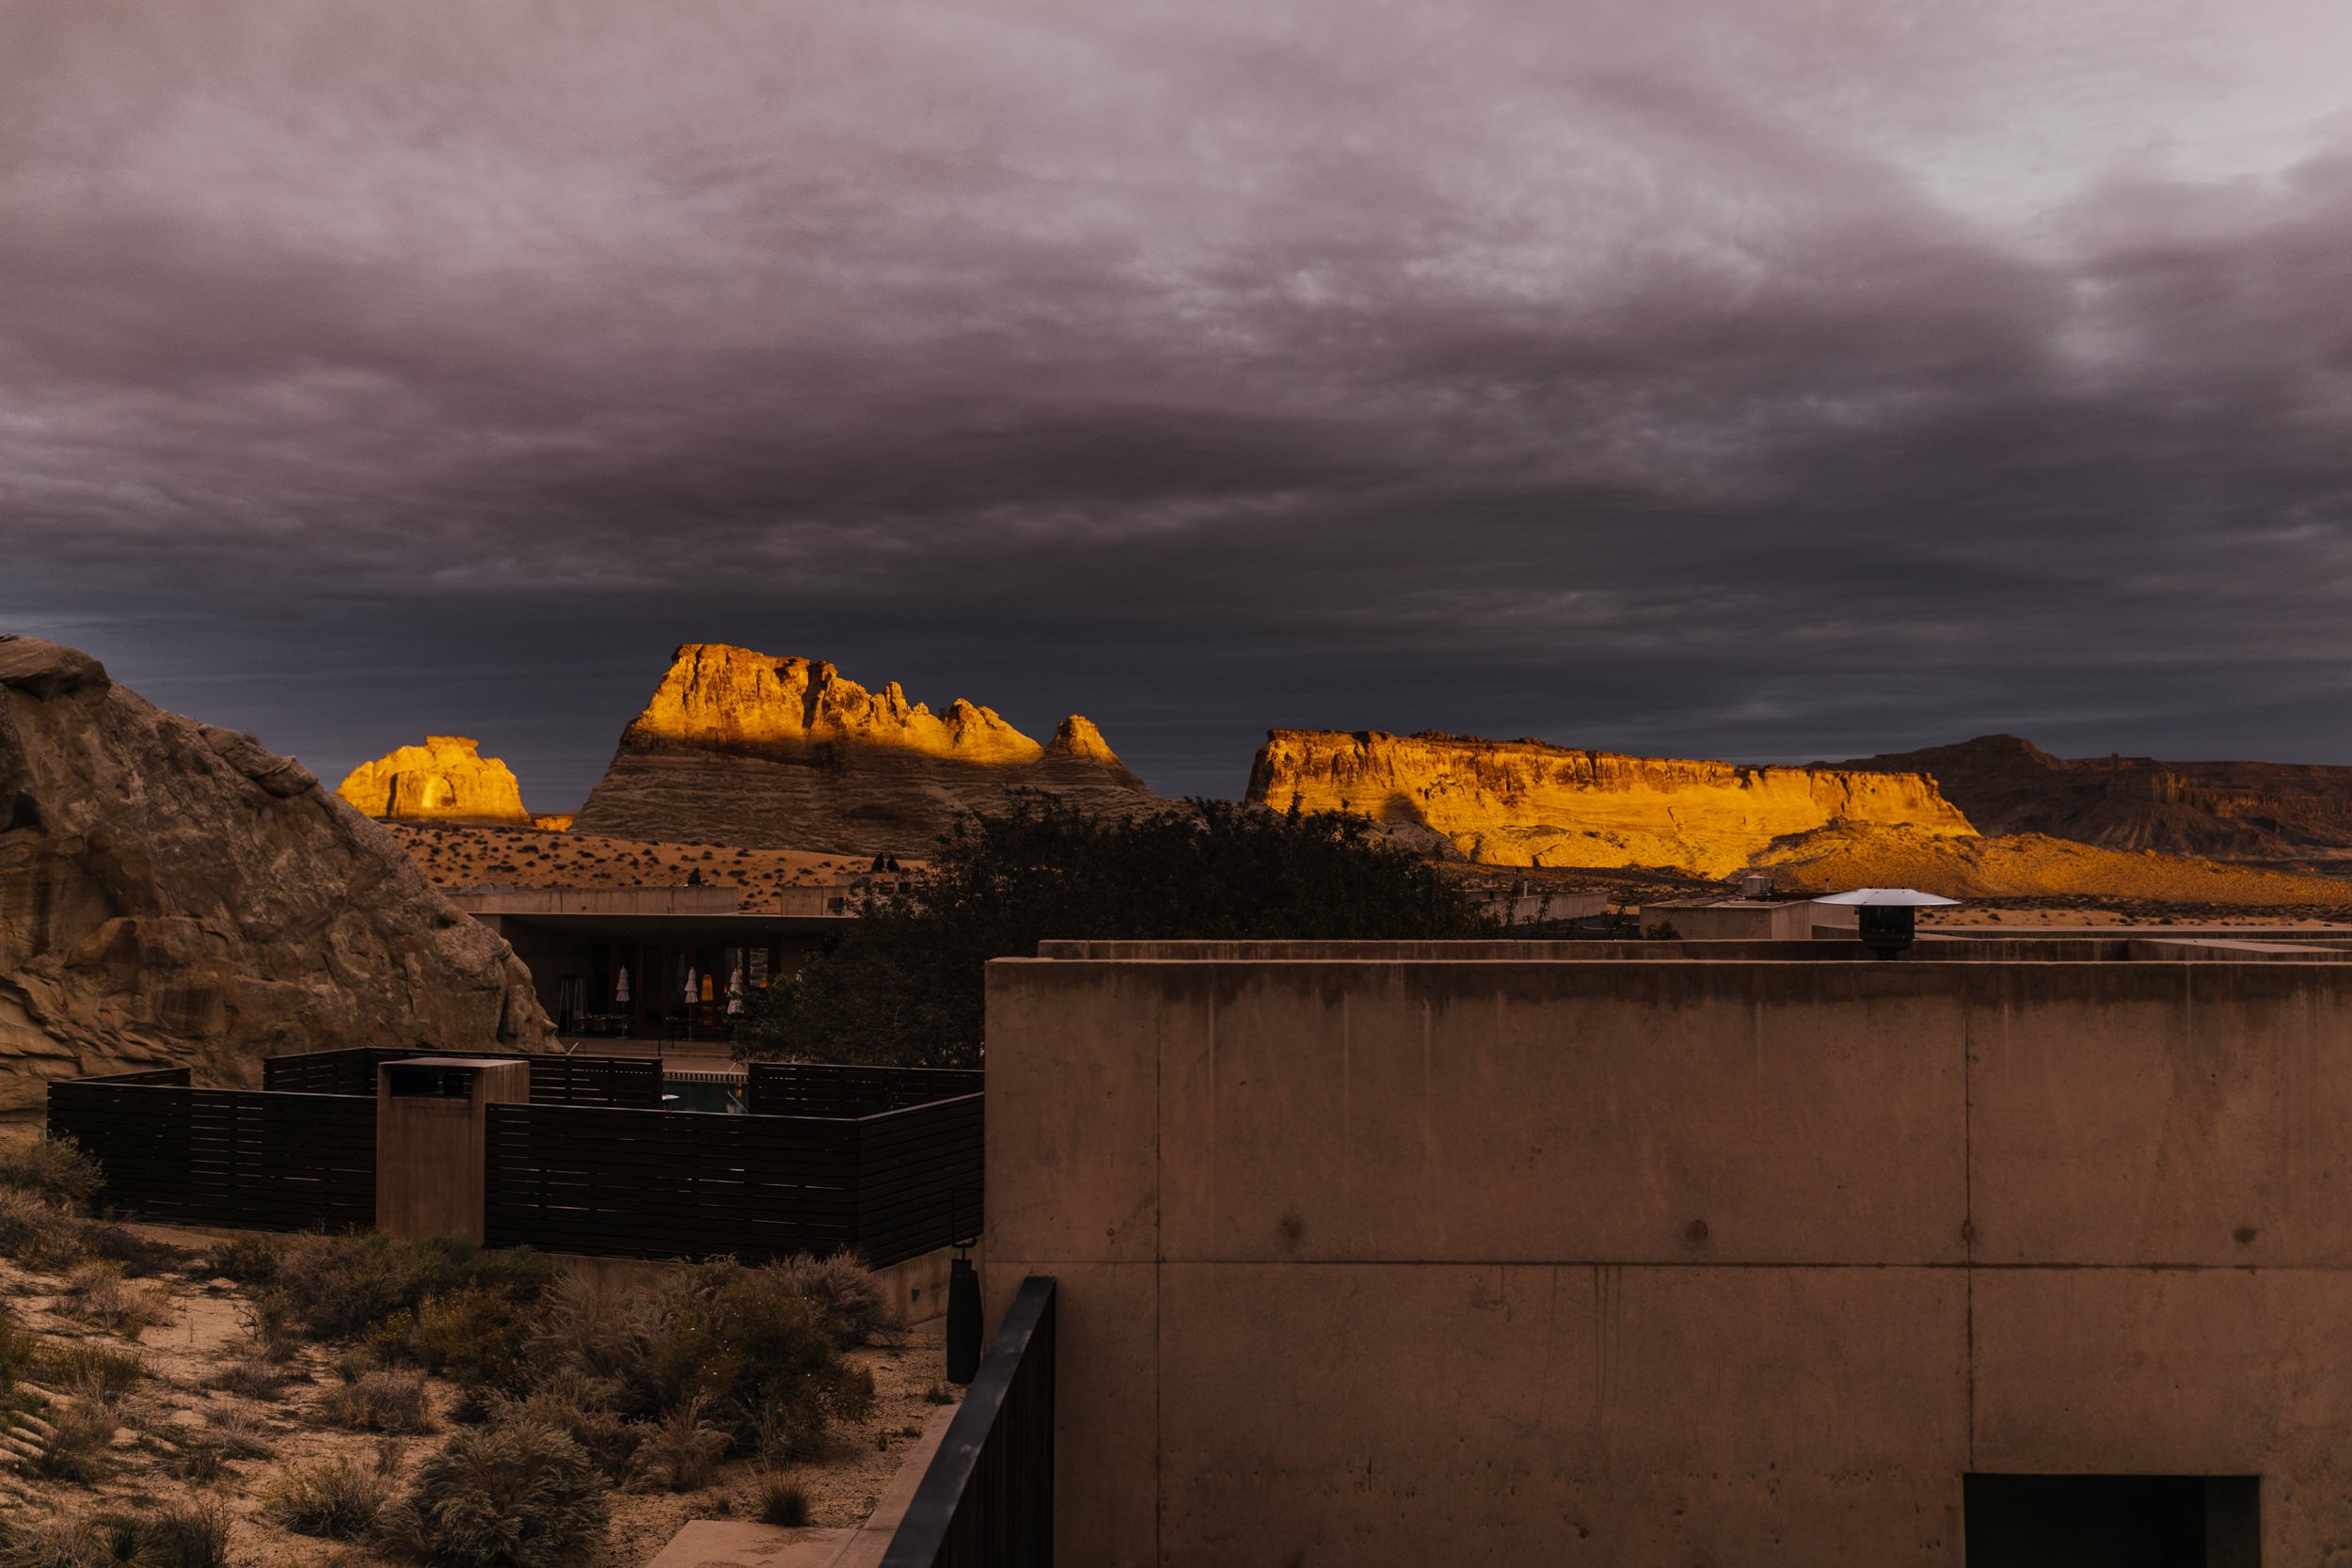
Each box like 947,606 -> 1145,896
739,794 -> 1491,1068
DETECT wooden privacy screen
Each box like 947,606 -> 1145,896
484,1093 -> 982,1267
261,1046 -> 663,1107
49,1070 -> 378,1232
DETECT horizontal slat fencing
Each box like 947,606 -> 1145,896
485,1104 -> 862,1260
747,1062 -> 984,1117
485,1091 -> 981,1268
859,1095 -> 984,1265
49,1077 -> 377,1231
261,1047 -> 662,1107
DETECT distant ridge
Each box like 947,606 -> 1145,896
1841,735 -> 2352,867
572,643 -> 1160,856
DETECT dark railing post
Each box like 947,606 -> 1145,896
882,1275 -> 1057,1568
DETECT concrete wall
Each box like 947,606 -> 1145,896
983,948 -> 2352,1565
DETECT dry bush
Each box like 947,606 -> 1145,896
98,1498 -> 233,1568
273,1233 -> 554,1342
202,1233 -> 280,1284
922,1381 -> 955,1405
375,1418 -> 610,1568
627,1400 -> 728,1493
378,1284 -> 532,1391
240,1291 -> 300,1364
487,1379 -> 638,1481
0,1189 -> 83,1271
316,1369 -> 432,1434
764,1252 -> 902,1347
206,1354 -> 292,1402
755,1472 -> 812,1528
617,1261 -> 875,1451
0,1513 -> 111,1568
264,1456 -> 394,1539
57,1262 -> 170,1338
40,1341 -> 144,1398
202,1405 -> 278,1459
0,1136 -> 103,1210
32,1401 -> 119,1481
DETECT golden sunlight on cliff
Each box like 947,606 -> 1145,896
335,736 -> 534,826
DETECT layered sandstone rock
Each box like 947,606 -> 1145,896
1756,822 -> 2352,906
0,637 -> 552,1113
1843,735 -> 2352,868
573,643 -> 1160,855
1247,729 -> 1974,877
337,736 -> 532,825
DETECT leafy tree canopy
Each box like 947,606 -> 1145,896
738,793 -> 1491,1068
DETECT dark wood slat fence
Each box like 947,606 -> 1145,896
746,1063 -> 983,1117
881,1275 -> 1057,1568
262,1046 -> 662,1106
485,1092 -> 980,1267
50,1076 -> 377,1232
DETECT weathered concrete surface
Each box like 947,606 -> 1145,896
985,946 -> 2352,1564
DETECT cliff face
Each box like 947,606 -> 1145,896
572,643 -> 1160,855
1843,735 -> 2352,866
1247,729 -> 1974,878
0,637 -> 552,1113
337,736 -> 532,825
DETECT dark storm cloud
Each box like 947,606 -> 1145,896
7,0 -> 2352,802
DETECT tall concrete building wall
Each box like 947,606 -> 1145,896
982,942 -> 2352,1565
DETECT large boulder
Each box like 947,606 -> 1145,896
337,735 -> 534,825
0,637 -> 553,1113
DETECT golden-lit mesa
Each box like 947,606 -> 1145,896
335,736 -> 534,825
628,641 -> 1117,766
1248,728 -> 1977,878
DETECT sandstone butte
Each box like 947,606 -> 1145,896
1246,728 -> 1976,878
336,735 -> 538,826
571,642 -> 1160,857
0,636 -> 552,1114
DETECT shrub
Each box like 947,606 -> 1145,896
72,1221 -> 182,1276
764,1253 -> 900,1347
57,1262 -> 170,1338
0,1308 -> 40,1387
0,1513 -> 111,1568
33,1401 -> 119,1481
264,1456 -> 393,1540
166,1435 -> 227,1483
619,1261 -> 875,1449
315,1370 -> 432,1433
201,1405 -> 278,1459
206,1354 -> 291,1402
921,1381 -> 955,1405
628,1400 -> 728,1493
375,1418 -> 610,1568
521,1275 -> 631,1385
203,1233 -> 280,1284
0,1189 -> 82,1270
0,1136 -> 103,1210
755,1473 -> 812,1528
98,1498 -> 233,1568
399,1285 -> 532,1391
487,1382 -> 638,1481
274,1233 -> 555,1341
40,1341 -> 144,1398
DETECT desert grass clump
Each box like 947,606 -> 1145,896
96,1497 -> 233,1568
0,1188 -> 83,1271
202,1233 -> 280,1284
32,1401 -> 119,1481
201,1404 -> 278,1460
921,1381 -> 955,1405
0,1512 -> 111,1568
763,1252 -> 902,1347
315,1369 -> 432,1433
627,1399 -> 728,1493
39,1340 -> 144,1398
755,1472 -> 812,1528
263,1455 -> 395,1540
272,1233 -> 555,1341
0,1135 -> 103,1210
486,1380 -> 639,1481
375,1418 -> 610,1568
376,1284 -> 532,1392
206,1354 -> 292,1402
57,1261 -> 170,1338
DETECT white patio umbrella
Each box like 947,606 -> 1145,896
613,967 -> 629,1005
1813,888 -> 1961,907
684,967 -> 698,1005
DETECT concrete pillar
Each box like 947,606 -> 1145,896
374,1057 -> 532,1242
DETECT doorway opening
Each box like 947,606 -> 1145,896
1964,1474 -> 2259,1567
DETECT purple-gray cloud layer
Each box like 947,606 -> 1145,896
8,0 -> 2352,805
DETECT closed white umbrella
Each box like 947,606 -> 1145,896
614,967 -> 629,1005
684,967 -> 698,1005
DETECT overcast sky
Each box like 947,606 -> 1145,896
8,0 -> 2352,806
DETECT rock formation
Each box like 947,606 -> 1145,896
1247,729 -> 1975,877
1841,735 -> 2352,868
1756,822 -> 2352,907
572,643 -> 1160,855
337,736 -> 533,826
0,637 -> 552,1113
